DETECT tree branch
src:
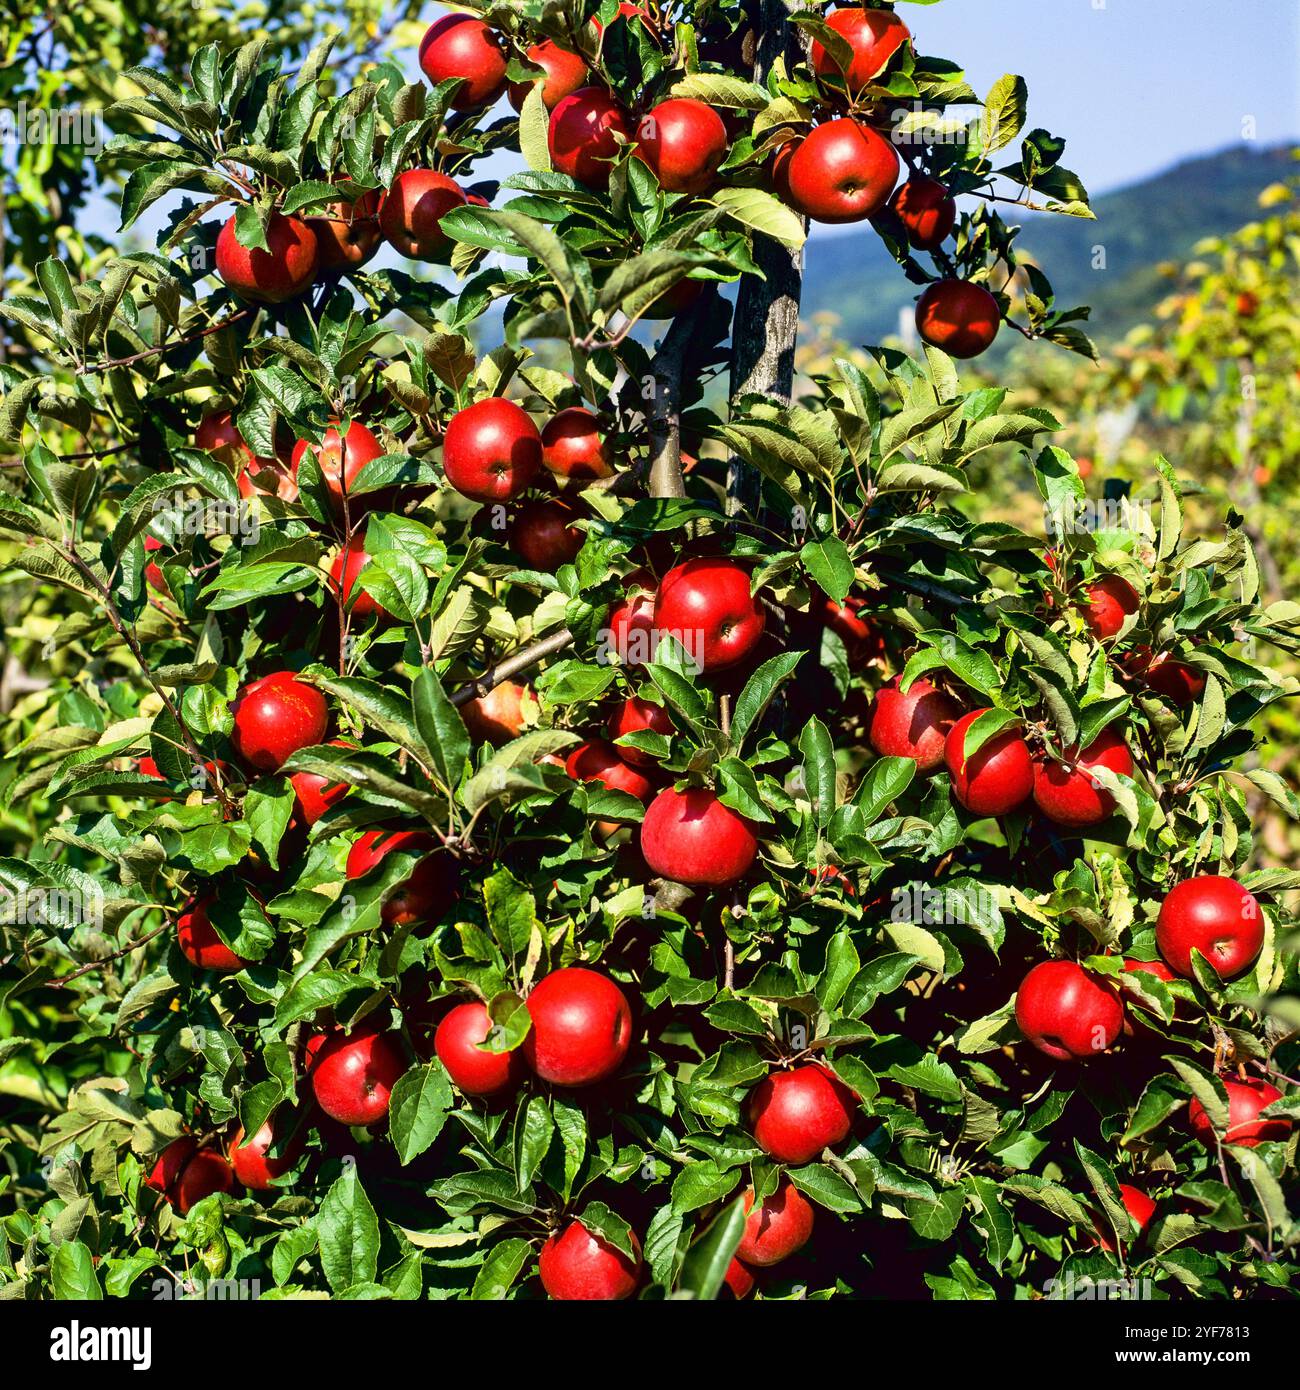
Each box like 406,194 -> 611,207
450,628 -> 575,707
647,292 -> 713,500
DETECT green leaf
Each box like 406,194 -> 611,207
675,1197 -> 747,1299
50,1240 -> 103,1299
981,74 -> 1028,155
388,1063 -> 454,1166
709,186 -> 806,248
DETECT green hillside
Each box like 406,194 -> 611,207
800,143 -> 1296,350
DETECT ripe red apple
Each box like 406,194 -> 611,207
865,676 -> 960,773
288,737 -> 352,826
231,671 -> 329,772
1092,1183 -> 1157,1253
1081,574 -> 1139,641
654,557 -> 765,673
215,211 -> 317,304
1014,960 -> 1124,1061
177,895 -> 250,972
784,120 -> 899,224
1155,875 -> 1263,980
330,541 -> 392,622
418,14 -> 508,110
1123,958 -> 1178,986
565,738 -> 655,803
378,169 -> 466,261
540,407 -> 614,480
643,276 -> 705,319
435,1001 -> 525,1097
723,1257 -> 755,1298
747,1063 -> 856,1164
607,695 -> 673,767
889,176 -> 956,250
816,593 -> 885,667
1140,652 -> 1206,707
1188,1076 -> 1289,1149
510,499 -> 584,570
509,41 -> 590,112
308,1028 -> 409,1126
735,1182 -> 814,1267
195,409 -> 255,470
635,98 -> 729,196
811,6 -> 910,89
944,710 -> 1033,816
145,1137 -> 234,1215
640,786 -> 758,887
307,184 -> 382,271
460,680 -> 535,745
290,419 -> 386,516
229,1114 -> 306,1190
548,88 -> 633,188
143,536 -> 168,593
538,1220 -> 641,1300
915,280 -> 1000,358
345,828 -> 460,930
522,967 -> 633,1086
604,574 -> 657,666
1031,725 -> 1134,828
443,397 -> 542,502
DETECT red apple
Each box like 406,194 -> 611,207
888,176 -> 956,250
330,541 -> 392,621
643,276 -> 705,319
195,409 -> 255,470
640,786 -> 758,887
538,1220 -> 641,1300
510,499 -> 584,570
915,280 -> 1000,358
1155,875 -> 1263,980
541,407 -> 614,481
783,120 -> 899,224
1081,574 -> 1139,641
435,1001 -> 525,1097
747,1063 -> 856,1164
143,536 -> 169,594
308,1028 -> 408,1126
345,828 -> 459,931
607,695 -> 673,768
229,1114 -> 306,1190
508,41 -> 590,112
145,1137 -> 233,1215
865,676 -> 960,773
1140,652 -> 1207,707
548,88 -> 633,188
443,397 -> 542,502
1188,1076 -> 1289,1149
177,895 -> 251,972
653,557 -> 765,673
944,710 -> 1033,816
1092,1183 -> 1157,1253
1031,725 -> 1134,828
231,671 -> 329,773
307,184 -> 382,271
723,1257 -> 755,1298
604,575 -> 657,666
1014,960 -> 1124,1061
460,680 -> 534,745
522,967 -> 633,1086
418,14 -> 508,110
635,98 -> 729,196
735,1182 -> 814,1267
565,738 -> 655,803
378,169 -> 466,261
811,7 -> 910,90
215,211 -> 317,304
288,738 -> 353,826
816,593 -> 885,667
290,419 -> 386,516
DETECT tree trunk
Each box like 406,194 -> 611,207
726,0 -> 810,517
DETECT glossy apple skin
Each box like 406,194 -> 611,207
177,895 -> 250,972
548,88 -> 633,188
723,1257 -> 755,1298
143,536 -> 168,593
540,407 -> 614,480
811,7 -> 910,89
640,787 -> 758,887
231,671 -> 329,773
215,212 -> 317,304
604,576 -> 657,666
146,1138 -> 233,1215
309,1028 -> 408,1126
509,40 -> 590,112
307,185 -> 382,271
1155,875 -> 1263,980
538,1221 -> 641,1300
817,594 -> 885,667
607,696 -> 673,767
1032,725 -> 1134,828
522,967 -> 633,1086
1082,574 -> 1139,641
944,709 -> 1033,816
229,1115 -> 306,1190
565,738 -> 655,803
195,409 -> 254,471
1141,652 -> 1207,706
290,420 -> 386,516
635,98 -> 729,196
330,541 -> 392,621
1188,1076 -> 1289,1149
784,120 -> 899,224
461,680 -> 533,745
345,828 -> 459,930
510,499 -> 584,570
735,1182 -> 814,1267
916,280 -> 1001,358
435,1001 -> 525,1097
747,1064 -> 856,1164
289,738 -> 352,825
889,176 -> 956,250
444,397 -> 542,502
1014,960 -> 1124,1061
654,557 -> 765,673
1093,1183 -> 1158,1253
378,169 -> 466,261
418,14 -> 508,109
866,676 -> 960,773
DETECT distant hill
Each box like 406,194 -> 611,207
799,143 -> 1296,351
